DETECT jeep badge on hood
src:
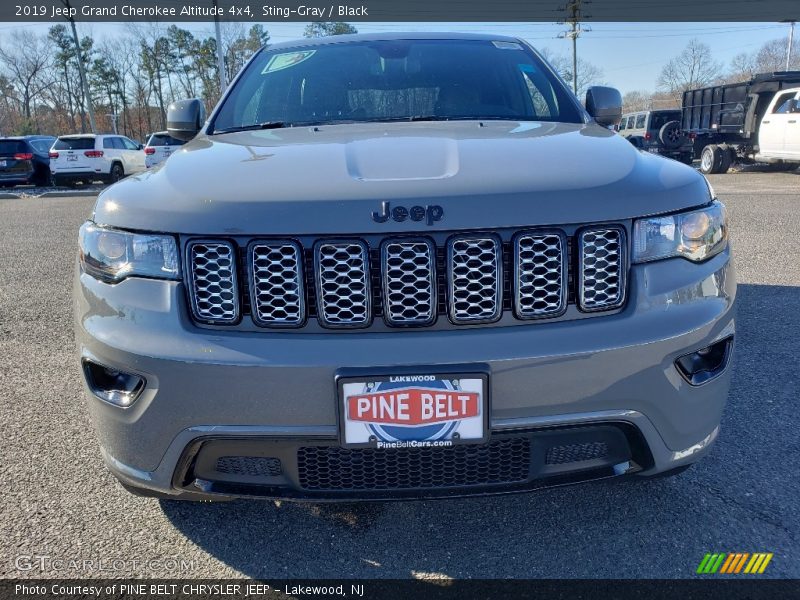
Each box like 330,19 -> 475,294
372,201 -> 444,226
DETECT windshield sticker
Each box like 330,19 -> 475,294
262,50 -> 316,74
493,41 -> 523,50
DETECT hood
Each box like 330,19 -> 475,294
93,121 -> 711,235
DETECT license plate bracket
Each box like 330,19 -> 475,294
338,372 -> 489,449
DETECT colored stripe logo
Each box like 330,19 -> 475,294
697,553 -> 773,574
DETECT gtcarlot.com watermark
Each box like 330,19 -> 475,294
14,555 -> 196,573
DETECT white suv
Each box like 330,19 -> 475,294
144,131 -> 186,169
50,134 -> 146,186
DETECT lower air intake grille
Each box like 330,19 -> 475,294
297,438 -> 531,491
216,456 -> 282,477
545,442 -> 609,465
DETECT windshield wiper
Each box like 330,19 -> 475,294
212,121 -> 287,134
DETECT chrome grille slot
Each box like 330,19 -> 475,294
579,228 -> 625,311
249,241 -> 305,327
188,241 -> 239,324
514,232 -> 567,318
314,241 -> 371,328
448,236 -> 502,323
382,239 -> 436,326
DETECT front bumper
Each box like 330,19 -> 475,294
75,247 -> 736,499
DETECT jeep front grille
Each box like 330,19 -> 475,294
382,239 -> 436,326
314,241 -> 371,328
249,241 -> 305,327
297,437 -> 531,491
448,236 -> 502,324
187,241 -> 239,324
185,226 -> 627,329
514,232 -> 567,319
578,227 -> 626,311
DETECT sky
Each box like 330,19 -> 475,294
8,20 -> 796,94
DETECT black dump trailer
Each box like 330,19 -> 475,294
681,71 -> 800,173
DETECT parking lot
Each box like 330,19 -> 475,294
0,170 -> 798,579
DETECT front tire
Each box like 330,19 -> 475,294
700,145 -> 724,174
718,147 -> 733,173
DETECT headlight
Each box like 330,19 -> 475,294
632,200 -> 727,263
78,222 -> 180,282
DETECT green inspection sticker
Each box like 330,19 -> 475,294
262,50 -> 316,74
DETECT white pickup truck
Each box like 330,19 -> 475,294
757,87 -> 800,160
682,73 -> 800,174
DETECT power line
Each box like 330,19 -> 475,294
557,0 -> 589,94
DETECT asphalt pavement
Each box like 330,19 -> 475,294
0,170 -> 798,579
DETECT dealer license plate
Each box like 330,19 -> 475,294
339,373 -> 488,449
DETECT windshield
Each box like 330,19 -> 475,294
211,39 -> 583,132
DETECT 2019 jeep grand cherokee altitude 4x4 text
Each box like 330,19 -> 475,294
75,34 -> 736,501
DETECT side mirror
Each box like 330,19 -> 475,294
789,99 -> 800,114
585,86 -> 623,127
137,143 -> 144,150
167,99 -> 207,141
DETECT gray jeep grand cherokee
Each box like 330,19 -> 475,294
75,33 -> 735,501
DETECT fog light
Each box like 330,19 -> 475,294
82,360 -> 145,407
675,337 -> 733,386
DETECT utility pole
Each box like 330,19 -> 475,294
106,113 -> 119,134
213,0 -> 228,92
558,0 -> 590,96
62,0 -> 96,133
787,20 -> 796,72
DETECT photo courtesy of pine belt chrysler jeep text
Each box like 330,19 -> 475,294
74,33 -> 736,501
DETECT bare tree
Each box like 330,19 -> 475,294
622,90 -> 651,112
0,31 -> 51,129
657,39 -> 721,100
540,48 -> 605,99
726,52 -> 757,83
753,37 -> 800,72
649,91 -> 681,110
0,22 -> 271,136
0,74 -> 17,132
304,22 -> 358,38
